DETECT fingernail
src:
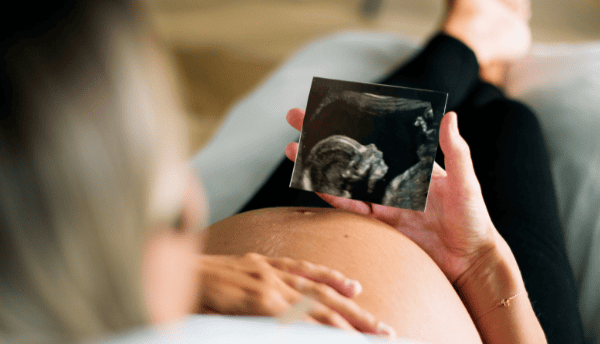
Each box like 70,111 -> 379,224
344,279 -> 362,296
377,322 -> 396,338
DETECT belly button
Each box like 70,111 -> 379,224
297,209 -> 315,215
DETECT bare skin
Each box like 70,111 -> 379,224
203,207 -> 484,344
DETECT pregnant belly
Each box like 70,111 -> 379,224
203,207 -> 482,344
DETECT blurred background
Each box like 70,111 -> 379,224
146,0 -> 600,154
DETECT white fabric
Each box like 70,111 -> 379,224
93,315 -> 427,344
189,31 -> 600,343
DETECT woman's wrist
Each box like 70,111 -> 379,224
454,231 -> 527,319
454,232 -> 548,343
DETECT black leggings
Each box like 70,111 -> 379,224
240,33 -> 585,344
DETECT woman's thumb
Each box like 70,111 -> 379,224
439,112 -> 482,197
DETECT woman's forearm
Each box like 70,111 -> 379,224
455,232 -> 547,344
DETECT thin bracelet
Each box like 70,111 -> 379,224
475,291 -> 528,322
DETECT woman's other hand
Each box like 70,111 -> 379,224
285,108 -> 498,285
197,253 -> 395,337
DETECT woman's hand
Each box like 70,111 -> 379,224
285,108 -> 499,285
197,252 -> 395,337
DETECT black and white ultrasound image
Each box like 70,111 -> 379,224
289,77 -> 448,212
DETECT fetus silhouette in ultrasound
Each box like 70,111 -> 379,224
296,106 -> 438,211
300,135 -> 388,199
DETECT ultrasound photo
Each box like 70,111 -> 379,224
289,77 -> 448,212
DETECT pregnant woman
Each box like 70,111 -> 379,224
0,0 -> 585,343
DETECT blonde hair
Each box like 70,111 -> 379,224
0,1 -> 188,343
